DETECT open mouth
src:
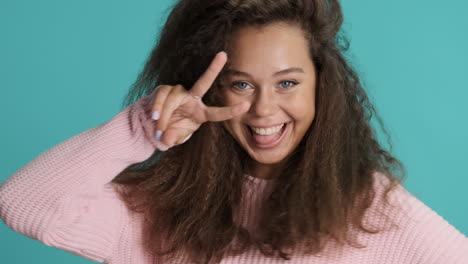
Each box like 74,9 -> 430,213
245,122 -> 289,149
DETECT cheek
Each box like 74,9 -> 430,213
222,90 -> 240,106
284,95 -> 315,122
289,106 -> 312,122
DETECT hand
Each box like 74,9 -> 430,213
150,51 -> 250,150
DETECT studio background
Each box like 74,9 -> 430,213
1,0 -> 466,263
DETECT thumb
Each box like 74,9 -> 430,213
205,101 -> 250,122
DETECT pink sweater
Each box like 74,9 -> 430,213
1,94 -> 467,264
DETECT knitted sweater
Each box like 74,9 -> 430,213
1,94 -> 467,264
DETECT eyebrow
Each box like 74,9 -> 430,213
224,67 -> 304,78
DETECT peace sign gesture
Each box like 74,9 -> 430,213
150,51 -> 250,150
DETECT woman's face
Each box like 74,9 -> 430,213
222,22 -> 317,168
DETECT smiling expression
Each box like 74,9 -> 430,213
220,22 -> 317,177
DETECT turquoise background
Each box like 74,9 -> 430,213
1,0 -> 466,263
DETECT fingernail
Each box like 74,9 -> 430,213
152,111 -> 160,120
154,137 -> 170,151
155,130 -> 163,141
157,143 -> 169,151
182,133 -> 193,143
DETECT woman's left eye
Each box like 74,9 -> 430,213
279,80 -> 298,88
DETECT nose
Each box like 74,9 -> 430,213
250,88 -> 277,117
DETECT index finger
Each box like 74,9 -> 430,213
204,101 -> 250,122
190,51 -> 228,97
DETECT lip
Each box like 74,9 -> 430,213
244,121 -> 291,149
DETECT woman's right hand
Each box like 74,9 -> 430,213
149,51 -> 250,150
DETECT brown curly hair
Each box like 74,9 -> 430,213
111,0 -> 407,263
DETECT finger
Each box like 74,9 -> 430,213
151,85 -> 173,120
163,128 -> 192,146
156,85 -> 187,133
190,51 -> 228,97
160,128 -> 179,147
181,133 -> 192,143
154,140 -> 170,152
204,101 -> 251,122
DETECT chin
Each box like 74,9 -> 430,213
246,150 -> 288,165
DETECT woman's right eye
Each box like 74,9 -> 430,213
232,81 -> 251,90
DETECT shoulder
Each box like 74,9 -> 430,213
367,171 -> 468,263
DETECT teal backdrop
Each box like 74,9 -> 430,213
1,0 -> 467,263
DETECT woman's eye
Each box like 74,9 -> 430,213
279,80 -> 298,89
232,81 -> 250,90
231,80 -> 298,90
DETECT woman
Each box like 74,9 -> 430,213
1,0 -> 467,263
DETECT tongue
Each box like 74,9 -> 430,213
252,129 -> 282,145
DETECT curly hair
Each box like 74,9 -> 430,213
111,0 -> 407,263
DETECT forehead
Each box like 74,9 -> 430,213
223,22 -> 313,76
227,22 -> 309,53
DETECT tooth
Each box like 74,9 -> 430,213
250,123 -> 286,135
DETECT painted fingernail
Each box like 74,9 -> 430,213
155,130 -> 163,141
152,111 -> 160,120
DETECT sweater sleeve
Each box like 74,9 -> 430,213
0,93 -> 163,263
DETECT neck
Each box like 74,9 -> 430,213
247,159 -> 284,180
